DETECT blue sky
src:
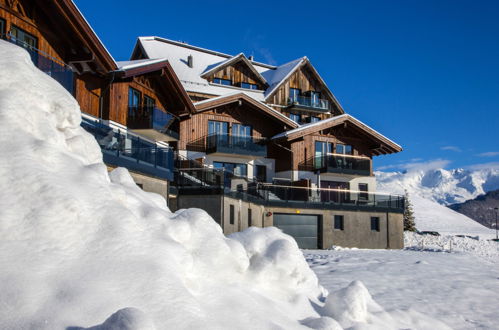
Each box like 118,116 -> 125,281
75,0 -> 499,172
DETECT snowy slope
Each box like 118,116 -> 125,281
377,170 -> 496,237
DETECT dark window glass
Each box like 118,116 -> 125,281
371,217 -> 380,232
241,82 -> 258,90
256,165 -> 267,182
334,215 -> 344,230
289,113 -> 301,123
230,205 -> 235,225
128,88 -> 141,118
144,95 -> 155,110
336,143 -> 353,155
213,78 -> 232,86
248,208 -> 252,227
11,25 -> 37,49
289,88 -> 301,101
232,123 -> 251,137
315,141 -> 332,168
310,91 -> 321,104
208,120 -> 229,136
213,161 -> 247,177
359,183 -> 368,200
0,19 -> 5,38
310,116 -> 320,123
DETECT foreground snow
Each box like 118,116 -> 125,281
307,243 -> 499,330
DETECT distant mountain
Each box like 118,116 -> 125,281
376,168 -> 498,237
376,168 -> 499,205
448,190 -> 499,229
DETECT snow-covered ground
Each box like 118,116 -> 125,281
307,236 -> 499,330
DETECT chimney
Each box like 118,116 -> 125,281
248,55 -> 254,61
187,55 -> 193,68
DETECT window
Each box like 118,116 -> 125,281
213,161 -> 248,177
248,208 -> 252,227
336,143 -> 353,155
208,120 -> 229,136
128,87 -> 141,118
10,25 -> 37,49
358,184 -> 368,200
315,141 -> 332,168
289,113 -> 301,123
0,18 -> 5,38
232,123 -> 251,137
241,82 -> 258,90
256,165 -> 267,182
230,205 -> 235,225
310,116 -> 320,123
289,88 -> 301,101
334,215 -> 344,230
310,91 -> 321,106
144,95 -> 155,110
213,78 -> 232,86
371,217 -> 380,232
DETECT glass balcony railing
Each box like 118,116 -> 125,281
288,96 -> 330,111
299,154 -> 371,176
205,134 -> 267,157
127,106 -> 179,140
81,116 -> 174,180
3,34 -> 74,94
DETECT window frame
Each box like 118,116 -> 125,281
0,18 -> 5,38
310,116 -> 320,123
128,87 -> 142,118
371,217 -> 380,232
334,215 -> 344,231
240,82 -> 258,90
10,24 -> 38,49
289,113 -> 301,123
289,88 -> 301,101
230,205 -> 235,225
358,183 -> 369,200
232,123 -> 252,137
336,143 -> 353,155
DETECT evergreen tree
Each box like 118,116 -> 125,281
403,190 -> 417,232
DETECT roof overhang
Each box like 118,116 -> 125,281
272,114 -> 402,155
194,93 -> 299,129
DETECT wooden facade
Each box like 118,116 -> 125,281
207,60 -> 266,90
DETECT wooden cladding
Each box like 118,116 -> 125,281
209,61 -> 265,90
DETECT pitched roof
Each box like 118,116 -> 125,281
114,59 -> 170,78
272,114 -> 402,155
200,53 -> 268,86
193,92 -> 299,128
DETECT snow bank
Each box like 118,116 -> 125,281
0,41 -> 325,329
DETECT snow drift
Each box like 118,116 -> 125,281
0,40 -> 325,329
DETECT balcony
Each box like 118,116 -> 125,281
287,96 -> 330,112
81,116 -> 174,181
187,134 -> 267,157
3,34 -> 74,94
299,154 -> 371,176
127,106 -> 179,142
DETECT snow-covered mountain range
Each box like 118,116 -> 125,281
376,168 -> 499,205
376,168 -> 499,237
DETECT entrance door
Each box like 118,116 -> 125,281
273,213 -> 319,249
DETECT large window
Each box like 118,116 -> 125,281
334,215 -> 344,230
336,143 -> 353,155
315,141 -> 332,168
256,165 -> 267,182
371,217 -> 380,232
11,25 -> 37,49
232,123 -> 251,137
208,120 -> 229,136
289,113 -> 301,123
241,82 -> 258,90
213,78 -> 232,86
128,87 -> 141,118
213,161 -> 247,177
310,91 -> 321,106
289,88 -> 301,101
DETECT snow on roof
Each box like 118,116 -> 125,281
115,58 -> 167,71
271,114 -> 402,150
200,53 -> 268,85
262,58 -> 304,98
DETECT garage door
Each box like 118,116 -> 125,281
273,213 -> 319,249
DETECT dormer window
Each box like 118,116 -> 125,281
240,82 -> 258,90
213,78 -> 232,86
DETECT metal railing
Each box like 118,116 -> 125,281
288,95 -> 330,111
127,106 -> 179,140
299,154 -> 371,176
186,134 -> 267,156
81,116 -> 174,180
2,33 -> 74,94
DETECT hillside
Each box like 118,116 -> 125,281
449,189 -> 499,229
377,170 -> 496,238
